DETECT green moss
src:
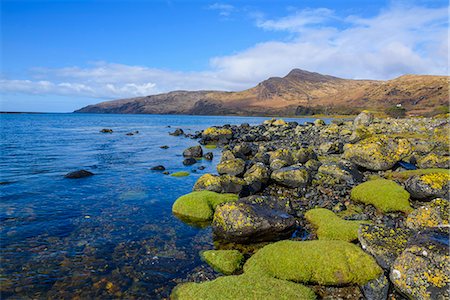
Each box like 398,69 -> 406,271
386,168 -> 450,181
205,144 -> 217,149
171,171 -> 190,177
172,191 -> 238,222
171,274 -> 316,300
244,240 -> 382,286
305,208 -> 369,242
201,250 -> 244,275
351,179 -> 412,213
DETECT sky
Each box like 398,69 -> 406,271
0,0 -> 448,112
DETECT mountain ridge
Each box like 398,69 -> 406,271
75,69 -> 449,116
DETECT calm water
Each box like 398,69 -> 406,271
0,113 -> 319,299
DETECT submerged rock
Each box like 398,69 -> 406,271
212,202 -> 296,243
64,170 -> 94,179
201,250 -> 244,275
171,171 -> 190,177
183,158 -> 197,166
100,128 -> 113,133
150,165 -> 165,171
405,172 -> 450,200
203,152 -> 214,161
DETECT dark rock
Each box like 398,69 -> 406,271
238,195 -> 293,214
212,202 -> 296,243
126,131 -> 139,136
405,173 -> 449,200
360,274 -> 389,300
151,165 -> 165,171
100,128 -> 113,133
160,145 -> 169,149
183,158 -> 197,166
406,198 -> 449,230
193,174 -> 245,194
198,166 -> 206,170
64,170 -> 94,179
183,145 -> 203,158
163,171 -> 170,175
318,161 -> 362,184
170,128 -> 184,136
203,152 -> 214,161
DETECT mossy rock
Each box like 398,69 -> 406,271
217,158 -> 246,177
405,173 -> 450,200
201,250 -> 244,275
244,240 -> 382,286
202,127 -> 233,141
193,174 -> 245,194
171,171 -> 190,177
205,144 -> 217,149
386,168 -> 450,181
406,198 -> 449,230
270,166 -> 309,188
305,208 -> 369,242
351,179 -> 412,213
171,274 -> 316,300
417,153 -> 450,169
172,191 -> 238,222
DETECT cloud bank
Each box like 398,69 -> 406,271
1,3 -> 448,102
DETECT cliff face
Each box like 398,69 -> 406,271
75,69 -> 449,116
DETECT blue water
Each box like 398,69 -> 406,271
0,113 -> 319,299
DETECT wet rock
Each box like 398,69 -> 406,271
390,227 -> 449,300
216,158 -> 246,177
197,166 -> 206,171
169,128 -> 184,136
160,145 -> 169,149
126,131 -> 139,136
200,250 -> 243,275
354,111 -> 374,128
150,165 -> 165,171
405,172 -> 450,200
406,198 -> 449,230
183,145 -> 203,158
212,202 -> 296,243
193,174 -> 245,194
183,158 -> 197,166
203,152 -> 213,161
171,171 -> 190,177
358,224 -> 411,270
100,128 -> 113,133
343,135 -> 412,171
64,170 -> 94,179
271,166 -> 309,188
360,273 -> 389,300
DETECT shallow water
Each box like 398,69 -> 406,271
0,113 -> 321,299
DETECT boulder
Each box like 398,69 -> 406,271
216,158 -> 246,177
183,145 -> 203,158
202,127 -> 233,142
417,153 -> 450,169
318,162 -> 362,185
353,111 -> 374,128
314,119 -> 326,126
193,174 -> 245,194
406,198 -> 449,230
318,141 -> 343,155
100,128 -> 113,133
203,152 -> 214,161
64,170 -> 94,179
201,250 -> 244,275
169,128 -> 184,136
243,163 -> 270,184
151,165 -> 165,171
183,158 -> 197,166
212,202 -> 296,243
271,166 -> 309,188
343,135 -> 412,171
390,228 -> 449,300
360,274 -> 389,300
405,172 -> 450,200
238,195 -> 293,215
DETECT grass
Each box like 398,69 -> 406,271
201,250 -> 244,275
305,208 -> 369,242
351,179 -> 412,213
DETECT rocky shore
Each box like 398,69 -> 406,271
169,112 -> 449,300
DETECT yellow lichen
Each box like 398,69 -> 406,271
419,173 -> 450,189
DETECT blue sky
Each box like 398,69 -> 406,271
1,0 -> 448,112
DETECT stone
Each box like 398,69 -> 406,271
202,127 -> 233,142
343,135 -> 412,171
201,250 -> 244,275
417,153 -> 450,169
171,171 -> 190,177
270,166 -> 309,188
160,145 -> 169,149
203,152 -> 214,160
358,224 -> 411,270
64,170 -> 94,179
193,174 -> 245,194
406,198 -> 449,230
183,145 -> 203,158
318,162 -> 362,185
216,158 -> 246,177
169,128 -> 184,136
238,195 -> 293,214
354,111 -> 374,128
100,128 -> 113,133
183,158 -> 197,166
360,274 -> 389,300
212,202 -> 296,243
405,172 -> 450,200
243,163 -> 270,184
319,141 -> 343,155
150,165 -> 165,171
314,119 -> 326,126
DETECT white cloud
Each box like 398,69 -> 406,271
207,3 -> 235,17
0,3 -> 447,103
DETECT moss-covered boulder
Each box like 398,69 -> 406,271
171,274 -> 316,300
171,171 -> 190,177
317,162 -> 362,185
351,179 -> 412,213
390,228 -> 449,300
182,145 -> 203,158
216,158 -> 246,177
292,148 -> 316,164
202,127 -> 233,142
212,202 -> 296,243
405,172 -> 450,200
271,166 -> 309,188
244,240 -> 382,286
417,153 -> 450,169
406,198 -> 449,230
193,174 -> 245,194
358,224 -> 411,270
305,208 -> 368,242
172,191 -> 238,222
243,162 -> 270,184
201,250 -> 244,275
343,135 -> 412,171
268,149 -> 293,166
353,111 -> 374,128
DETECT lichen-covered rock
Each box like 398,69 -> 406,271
171,274 -> 316,300
269,149 -> 294,165
360,274 -> 389,300
182,145 -> 203,158
349,127 -> 372,143
305,208 -> 368,242
238,195 -> 293,214
193,174 -> 245,194
216,158 -> 246,177
201,250 -> 244,275
212,202 -> 296,243
220,150 -> 235,162
319,141 -> 343,154
417,153 -> 450,169
272,119 -> 287,126
269,159 -> 289,171
405,172 -> 450,200
271,166 -> 309,188
318,162 -> 362,185
390,228 -> 449,300
244,240 -> 382,285
314,119 -> 326,126
202,127 -> 233,142
343,135 -> 412,171
406,198 -> 449,230
358,224 -> 411,270
351,179 -> 412,213
172,191 -> 238,222
305,159 -> 322,171
243,163 -> 270,184
171,171 -> 190,177
354,111 -> 374,128
292,148 -> 316,164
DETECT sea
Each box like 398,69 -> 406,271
0,113 -> 325,299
